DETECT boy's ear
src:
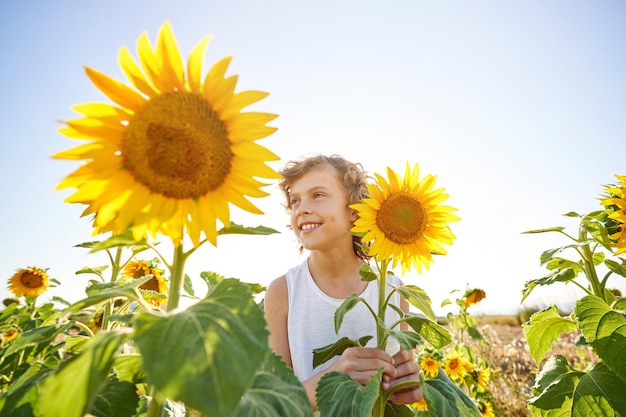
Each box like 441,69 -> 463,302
349,209 -> 358,221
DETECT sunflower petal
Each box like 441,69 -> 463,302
85,67 -> 146,111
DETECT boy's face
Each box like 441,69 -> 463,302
288,165 -> 357,252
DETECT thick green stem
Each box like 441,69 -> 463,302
579,229 -> 604,301
372,259 -> 389,417
166,242 -> 188,312
147,239 -> 189,417
103,247 -> 123,331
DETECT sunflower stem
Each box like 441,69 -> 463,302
146,241 -> 189,417
373,258 -> 389,417
166,242 -> 188,312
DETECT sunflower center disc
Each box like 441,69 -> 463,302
376,193 -> 426,244
122,92 -> 233,199
21,272 -> 44,289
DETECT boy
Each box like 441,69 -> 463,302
264,154 -> 422,411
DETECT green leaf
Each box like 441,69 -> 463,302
334,293 -> 367,334
539,243 -> 587,266
522,306 -> 577,366
64,276 -> 153,313
0,362 -> 54,416
235,351 -> 314,417
36,330 -> 131,417
88,231 -> 148,253
359,264 -> 378,282
394,285 -> 436,322
75,265 -> 109,278
316,369 -> 382,417
403,315 -> 451,349
521,268 -> 579,303
312,336 -> 373,369
4,322 -> 74,357
522,227 -> 566,234
183,273 -> 195,297
383,402 -> 414,417
575,295 -> 626,382
113,354 -> 144,384
134,278 -> 268,417
530,356 -> 626,416
87,379 -> 139,417
218,222 -> 280,236
63,335 -> 91,354
605,259 -> 626,278
421,371 -> 481,417
387,330 -> 422,350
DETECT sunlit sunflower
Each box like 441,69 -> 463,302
351,163 -> 459,273
474,368 -> 491,390
123,260 -> 168,306
419,354 -> 441,378
443,354 -> 469,381
601,174 -> 626,255
53,21 -> 281,247
411,399 -> 428,411
464,288 -> 486,307
7,267 -> 50,298
478,400 -> 495,417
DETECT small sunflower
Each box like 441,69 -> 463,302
351,163 -> 459,273
2,328 -> 19,345
7,267 -> 50,298
419,354 -> 441,378
443,354 -> 469,381
601,174 -> 626,255
478,400 -> 495,417
123,260 -> 168,306
464,288 -> 486,307
411,399 -> 428,411
53,21 -> 281,247
474,368 -> 491,390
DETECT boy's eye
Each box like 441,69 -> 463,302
313,192 -> 324,198
290,198 -> 300,206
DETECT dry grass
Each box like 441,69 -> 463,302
467,318 -> 599,417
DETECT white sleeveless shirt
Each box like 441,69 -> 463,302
285,259 -> 402,381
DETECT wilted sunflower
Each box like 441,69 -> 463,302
351,163 -> 459,273
7,267 -> 50,298
123,260 -> 168,306
419,354 -> 441,378
464,288 -> 486,307
601,174 -> 626,255
53,21 -> 280,247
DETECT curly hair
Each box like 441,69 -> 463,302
278,154 -> 371,260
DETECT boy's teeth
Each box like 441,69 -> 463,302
302,223 -> 319,230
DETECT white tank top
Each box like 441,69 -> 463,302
285,259 -> 402,381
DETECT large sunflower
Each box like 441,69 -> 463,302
53,22 -> 281,247
351,163 -> 459,273
8,267 -> 50,298
601,174 -> 626,255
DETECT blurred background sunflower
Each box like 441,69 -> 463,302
7,267 -> 50,298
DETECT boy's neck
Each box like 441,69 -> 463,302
307,252 -> 367,298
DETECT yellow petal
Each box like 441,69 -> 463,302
187,34 -> 212,93
85,67 -> 146,111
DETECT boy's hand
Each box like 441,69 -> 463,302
384,348 -> 423,405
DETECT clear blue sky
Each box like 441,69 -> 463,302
1,1 -> 625,315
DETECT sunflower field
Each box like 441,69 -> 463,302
1,21 -> 626,417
